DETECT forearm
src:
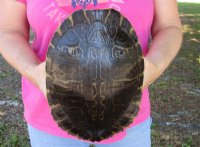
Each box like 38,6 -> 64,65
0,30 -> 40,82
143,26 -> 183,88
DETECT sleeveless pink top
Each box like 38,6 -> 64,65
17,0 -> 154,144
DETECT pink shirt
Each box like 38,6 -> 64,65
17,0 -> 154,144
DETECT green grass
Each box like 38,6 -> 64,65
1,133 -> 29,147
0,123 -> 6,144
178,2 -> 200,86
181,137 -> 193,147
171,76 -> 187,82
0,123 -> 29,147
0,72 -> 6,80
178,2 -> 200,14
150,2 -> 200,146
155,80 -> 170,89
151,123 -> 157,130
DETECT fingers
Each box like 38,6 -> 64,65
142,57 -> 158,90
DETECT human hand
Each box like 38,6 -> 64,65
142,57 -> 158,90
29,61 -> 47,97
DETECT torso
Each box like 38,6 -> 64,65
21,0 -> 154,143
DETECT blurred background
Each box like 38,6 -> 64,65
0,1 -> 200,147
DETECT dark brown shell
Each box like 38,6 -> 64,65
46,8 -> 144,142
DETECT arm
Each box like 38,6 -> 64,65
142,0 -> 183,88
0,0 -> 46,95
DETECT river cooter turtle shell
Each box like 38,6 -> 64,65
46,8 -> 144,142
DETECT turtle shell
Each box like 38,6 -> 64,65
46,9 -> 144,142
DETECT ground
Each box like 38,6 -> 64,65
0,2 -> 200,147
